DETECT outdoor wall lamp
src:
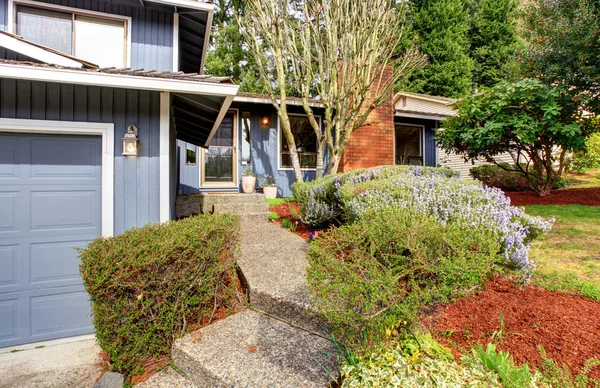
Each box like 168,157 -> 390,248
261,116 -> 270,126
122,124 -> 139,156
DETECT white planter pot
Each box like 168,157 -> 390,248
263,186 -> 277,199
241,176 -> 256,193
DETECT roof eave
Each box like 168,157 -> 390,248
143,0 -> 215,12
0,63 -> 239,97
233,94 -> 324,108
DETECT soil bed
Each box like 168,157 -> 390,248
423,278 -> 600,379
269,202 -> 329,241
506,187 -> 600,206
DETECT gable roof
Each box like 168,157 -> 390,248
393,91 -> 456,120
393,91 -> 455,105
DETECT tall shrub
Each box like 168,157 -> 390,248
79,214 -> 239,376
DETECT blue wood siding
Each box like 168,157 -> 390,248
0,78 -> 162,235
0,0 -> 7,31
4,0 -> 174,71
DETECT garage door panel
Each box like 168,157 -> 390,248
30,239 -> 92,287
30,190 -> 101,234
0,192 -> 19,232
30,289 -> 93,339
0,299 -> 19,342
29,138 -> 101,184
0,137 -> 21,180
0,244 -> 18,289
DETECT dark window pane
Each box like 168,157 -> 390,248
210,113 -> 234,147
395,125 -> 422,165
281,115 -> 319,169
185,143 -> 196,164
17,6 -> 73,54
204,148 -> 233,182
241,112 -> 251,165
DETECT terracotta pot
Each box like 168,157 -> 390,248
241,175 -> 256,193
263,186 -> 277,199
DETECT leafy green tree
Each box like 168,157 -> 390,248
437,79 -> 588,196
398,0 -> 474,98
204,0 -> 264,92
520,0 -> 600,114
470,0 -> 522,89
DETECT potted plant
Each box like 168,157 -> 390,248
241,167 -> 257,193
262,174 -> 277,199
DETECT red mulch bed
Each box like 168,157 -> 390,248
269,202 -> 329,241
506,187 -> 600,206
423,278 -> 600,379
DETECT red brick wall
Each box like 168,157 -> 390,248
338,66 -> 395,172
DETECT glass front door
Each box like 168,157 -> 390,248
202,112 -> 237,186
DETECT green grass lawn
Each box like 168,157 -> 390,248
564,169 -> 600,189
525,205 -> 600,301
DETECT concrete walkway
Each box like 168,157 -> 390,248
0,336 -> 103,388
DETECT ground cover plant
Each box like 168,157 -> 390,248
79,214 -> 241,379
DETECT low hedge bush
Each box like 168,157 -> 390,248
308,208 -> 503,352
79,214 -> 239,376
470,164 -> 569,191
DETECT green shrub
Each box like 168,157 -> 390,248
572,132 -> 600,172
307,208 -> 502,353
468,343 -> 536,388
341,334 -> 502,387
470,164 -> 569,192
268,212 -> 281,221
79,214 -> 239,376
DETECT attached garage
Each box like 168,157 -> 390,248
0,121 -> 114,348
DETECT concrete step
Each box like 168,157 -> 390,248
236,220 -> 327,334
173,310 -> 339,388
176,194 -> 269,218
136,367 -> 197,387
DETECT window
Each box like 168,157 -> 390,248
16,5 -> 127,68
185,143 -> 197,165
395,124 -> 423,165
280,115 -> 318,169
241,112 -> 251,166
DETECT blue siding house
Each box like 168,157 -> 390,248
0,0 -> 239,347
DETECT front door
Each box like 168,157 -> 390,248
201,111 -> 237,187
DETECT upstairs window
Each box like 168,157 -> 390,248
16,5 -> 127,68
280,115 -> 319,169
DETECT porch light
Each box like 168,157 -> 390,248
261,116 -> 270,126
122,124 -> 139,156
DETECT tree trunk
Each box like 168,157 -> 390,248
316,139 -> 326,179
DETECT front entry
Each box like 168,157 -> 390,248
201,111 -> 237,187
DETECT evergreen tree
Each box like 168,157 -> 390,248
398,0 -> 474,98
204,0 -> 264,93
469,0 -> 521,89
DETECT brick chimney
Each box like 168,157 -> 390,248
338,65 -> 395,172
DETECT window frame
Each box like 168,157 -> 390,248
394,123 -> 425,166
277,113 -> 321,171
185,143 -> 197,165
9,0 -> 132,68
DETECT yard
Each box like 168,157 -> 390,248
272,167 -> 600,387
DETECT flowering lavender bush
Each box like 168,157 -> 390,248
293,165 -> 456,227
341,167 -> 552,280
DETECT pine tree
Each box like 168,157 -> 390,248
398,0 -> 474,98
470,0 -> 521,89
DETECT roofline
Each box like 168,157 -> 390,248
144,0 -> 215,12
0,63 -> 239,96
0,31 -> 95,69
394,111 -> 452,121
393,92 -> 453,106
233,94 -> 324,108
198,9 -> 213,75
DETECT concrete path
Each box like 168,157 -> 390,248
0,336 -> 103,388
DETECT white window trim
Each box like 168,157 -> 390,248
277,113 -> 321,171
0,118 -> 115,237
8,0 -> 132,67
200,108 -> 239,188
394,123 -> 425,166
172,12 -> 179,72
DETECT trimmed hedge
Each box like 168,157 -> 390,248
79,214 -> 239,376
